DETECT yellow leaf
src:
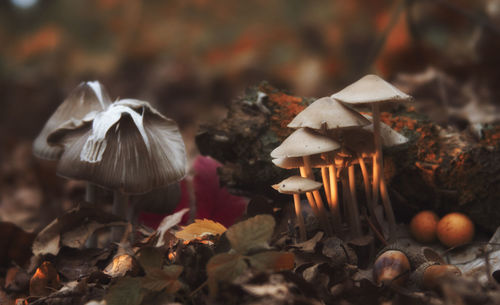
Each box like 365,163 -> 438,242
175,219 -> 227,241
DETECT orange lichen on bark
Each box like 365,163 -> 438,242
481,127 -> 500,147
265,91 -> 306,138
380,112 -> 417,131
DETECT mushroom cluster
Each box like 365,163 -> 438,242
271,75 -> 412,241
33,81 -> 187,242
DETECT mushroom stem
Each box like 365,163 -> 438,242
348,165 -> 362,237
112,191 -> 129,241
358,156 -> 382,229
85,183 -> 97,203
293,194 -> 306,241
299,166 -> 321,220
85,183 -> 98,247
379,175 -> 396,238
357,157 -> 372,205
301,158 -> 333,236
328,164 -> 342,232
372,103 -> 396,238
340,174 -> 351,229
321,167 -> 332,206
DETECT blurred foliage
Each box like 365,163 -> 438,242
0,0 -> 499,139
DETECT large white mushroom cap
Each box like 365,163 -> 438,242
49,99 -> 187,194
331,74 -> 413,104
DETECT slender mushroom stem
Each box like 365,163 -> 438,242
85,183 -> 98,247
302,156 -> 333,236
379,175 -> 396,236
357,157 -> 372,205
293,193 -> 306,241
340,174 -> 351,231
372,103 -> 396,238
85,183 -> 97,203
358,156 -> 382,229
112,191 -> 129,241
299,167 -> 320,216
321,167 -> 332,206
328,164 -> 342,233
348,165 -> 362,237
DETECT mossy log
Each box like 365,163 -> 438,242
196,83 -> 500,232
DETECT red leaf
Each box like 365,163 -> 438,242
192,156 -> 247,227
139,156 -> 247,229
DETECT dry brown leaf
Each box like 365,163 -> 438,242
175,219 -> 227,241
29,261 -> 61,297
103,254 -> 140,278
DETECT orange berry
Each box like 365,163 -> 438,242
436,212 -> 474,248
410,210 -> 439,243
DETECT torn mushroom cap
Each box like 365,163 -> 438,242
331,74 -> 413,104
270,128 -> 340,159
272,176 -> 322,195
33,81 -> 112,160
288,96 -> 370,130
49,99 -> 187,194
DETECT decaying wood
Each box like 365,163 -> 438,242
196,82 -> 500,232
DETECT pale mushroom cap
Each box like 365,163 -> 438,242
288,96 -> 370,130
362,114 -> 409,147
331,74 -> 413,104
270,128 -> 340,158
329,115 -> 408,155
53,100 -> 187,194
33,81 -> 112,160
272,176 -> 323,194
272,154 -> 330,169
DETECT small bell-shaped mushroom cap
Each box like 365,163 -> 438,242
272,155 -> 330,169
33,81 -> 111,160
331,74 -> 412,104
272,176 -> 322,194
271,128 -> 340,159
50,99 -> 187,194
288,97 -> 370,130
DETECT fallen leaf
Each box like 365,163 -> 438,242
155,208 -> 189,247
105,277 -> 144,305
104,254 -> 140,278
175,219 -> 227,241
226,214 -> 275,254
290,232 -> 323,253
141,265 -> 183,294
54,247 -> 110,281
29,261 -> 61,297
32,204 -> 125,256
136,247 -> 164,273
249,251 -> 295,271
206,253 -> 247,296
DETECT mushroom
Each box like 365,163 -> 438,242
48,99 -> 187,240
273,175 -> 322,241
331,75 -> 413,238
286,97 -> 370,234
33,81 -> 112,204
271,128 -> 340,235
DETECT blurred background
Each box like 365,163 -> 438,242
1,0 -> 500,232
